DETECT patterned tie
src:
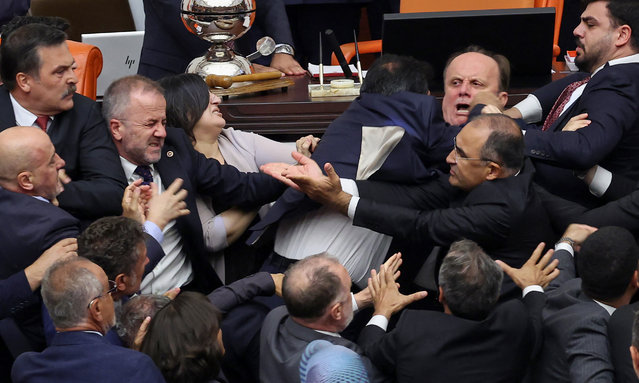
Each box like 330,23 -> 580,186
35,115 -> 50,132
134,165 -> 154,185
542,76 -> 591,131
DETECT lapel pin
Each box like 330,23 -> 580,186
166,151 -> 174,158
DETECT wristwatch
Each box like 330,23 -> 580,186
274,43 -> 295,56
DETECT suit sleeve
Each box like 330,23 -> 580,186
358,314 -> 407,376
577,189 -> 639,233
207,272 -> 275,314
608,304 -> 639,383
602,173 -> 638,201
356,176 -> 454,211
524,69 -> 639,169
545,249 -> 576,294
353,192 -> 510,246
0,271 -> 35,320
55,102 -> 127,218
566,315 -> 615,383
523,291 -> 547,358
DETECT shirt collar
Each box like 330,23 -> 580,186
119,156 -> 156,183
314,329 -> 341,338
593,299 -> 616,315
9,93 -> 55,126
592,53 -> 639,76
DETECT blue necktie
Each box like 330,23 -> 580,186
134,165 -> 153,185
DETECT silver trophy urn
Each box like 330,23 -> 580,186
181,0 -> 256,77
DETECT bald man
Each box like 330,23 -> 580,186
0,126 -> 80,374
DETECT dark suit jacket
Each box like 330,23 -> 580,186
0,188 -> 80,349
533,249 -> 615,383
524,63 -> 639,207
353,159 -> 555,298
0,86 -> 128,220
608,301 -> 639,383
11,331 -> 165,383
358,291 -> 546,383
151,127 -> 285,293
259,306 -> 388,383
138,0 -> 294,79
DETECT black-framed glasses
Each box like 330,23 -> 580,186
453,136 -> 501,165
87,280 -> 117,308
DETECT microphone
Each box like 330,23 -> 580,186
324,29 -> 353,78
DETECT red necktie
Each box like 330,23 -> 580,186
35,115 -> 50,132
542,76 -> 590,131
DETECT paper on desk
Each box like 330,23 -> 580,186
308,63 -> 367,78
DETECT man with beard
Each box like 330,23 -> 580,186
501,0 -> 639,207
10,258 -> 165,383
0,23 -> 127,221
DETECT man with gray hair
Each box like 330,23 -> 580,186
358,239 -> 555,382
11,257 -> 165,382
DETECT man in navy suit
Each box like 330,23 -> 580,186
0,23 -> 128,220
11,257 -> 166,383
501,0 -> 639,207
103,75 -> 285,295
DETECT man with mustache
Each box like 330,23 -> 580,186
0,22 -> 127,221
499,0 -> 639,207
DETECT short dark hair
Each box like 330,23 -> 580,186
117,294 -> 171,348
0,16 -> 70,37
140,291 -> 223,383
0,23 -> 67,91
78,216 -> 145,280
438,240 -> 503,320
471,113 -> 524,173
583,0 -> 639,51
102,75 -> 164,121
578,226 -> 639,301
361,54 -> 432,96
159,73 -> 210,142
283,254 -> 344,320
444,45 -> 511,92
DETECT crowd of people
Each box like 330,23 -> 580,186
3,0 -> 639,382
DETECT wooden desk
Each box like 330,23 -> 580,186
219,62 -> 574,139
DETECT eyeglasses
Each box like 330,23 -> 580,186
87,280 -> 117,308
453,136 -> 500,165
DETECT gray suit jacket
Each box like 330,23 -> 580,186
533,249 -> 614,383
259,306 -> 388,383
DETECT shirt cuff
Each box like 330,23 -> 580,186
366,315 -> 389,331
514,94 -> 543,124
555,241 -> 575,257
523,285 -> 543,297
340,178 -> 359,196
351,292 -> 358,312
588,166 -> 612,197
144,221 -> 164,244
347,196 -> 360,220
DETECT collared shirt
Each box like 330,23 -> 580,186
10,93 -> 55,131
594,300 -> 616,315
515,53 -> 639,124
120,156 -> 192,294
274,179 -> 391,288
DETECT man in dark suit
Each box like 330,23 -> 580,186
262,113 -> 555,299
608,300 -> 639,383
0,23 -> 128,220
11,257 -> 166,383
139,0 -> 304,78
259,253 -> 418,383
502,0 -> 639,207
358,239 -> 556,383
533,225 -> 639,382
103,75 -> 285,295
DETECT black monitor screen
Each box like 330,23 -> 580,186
382,8 -> 555,90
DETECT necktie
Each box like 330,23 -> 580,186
542,76 -> 591,131
35,115 -> 50,132
134,165 -> 154,185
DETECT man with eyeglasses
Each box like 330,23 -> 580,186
262,114 -> 555,299
11,257 -> 166,383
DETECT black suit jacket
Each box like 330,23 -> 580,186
0,86 -> 128,220
608,301 -> 639,383
358,291 -> 546,383
524,63 -> 639,207
138,0 -> 294,79
151,128 -> 285,293
353,159 -> 555,298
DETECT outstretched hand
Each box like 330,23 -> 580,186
260,151 -> 323,190
369,263 -> 427,319
496,242 -> 559,289
354,252 -> 403,308
146,178 -> 190,230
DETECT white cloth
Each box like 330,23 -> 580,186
120,157 -> 192,294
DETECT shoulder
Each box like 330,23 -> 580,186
589,62 -> 639,88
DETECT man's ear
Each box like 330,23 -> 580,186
630,345 -> 639,377
16,171 -> 34,191
110,119 -> 124,142
438,286 -> 445,305
485,161 -> 502,181
497,91 -> 508,109
615,25 -> 632,48
88,297 -> 106,323
114,273 -> 128,293
15,72 -> 32,93
329,302 -> 342,321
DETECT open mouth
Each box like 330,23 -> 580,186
456,103 -> 470,114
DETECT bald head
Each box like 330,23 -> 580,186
0,126 -> 65,200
